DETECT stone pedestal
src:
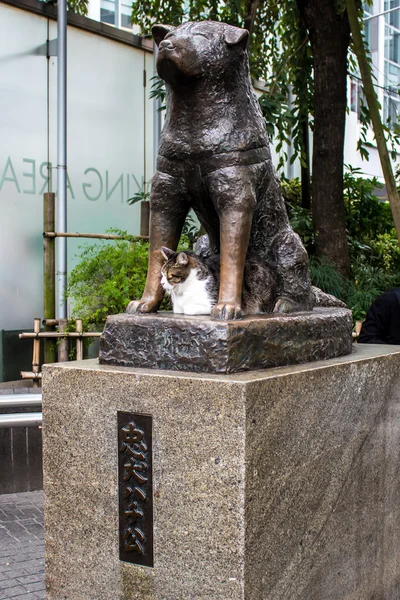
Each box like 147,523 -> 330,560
43,345 -> 400,600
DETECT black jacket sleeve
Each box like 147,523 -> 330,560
358,292 -> 396,344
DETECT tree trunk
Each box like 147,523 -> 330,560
296,0 -> 350,277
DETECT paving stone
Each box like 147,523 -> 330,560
2,586 -> 29,597
24,582 -> 45,593
0,566 -> 28,577
16,575 -> 42,586
10,551 -> 44,565
0,577 -> 21,590
0,492 -> 44,599
12,595 -> 44,600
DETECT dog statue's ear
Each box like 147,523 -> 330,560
152,24 -> 175,46
161,247 -> 174,261
224,26 -> 249,49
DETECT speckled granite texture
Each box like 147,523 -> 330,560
43,345 -> 400,599
99,308 -> 353,373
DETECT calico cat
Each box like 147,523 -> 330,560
160,247 -> 276,316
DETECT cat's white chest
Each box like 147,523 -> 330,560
171,269 -> 213,315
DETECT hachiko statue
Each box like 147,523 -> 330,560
127,20 -> 314,320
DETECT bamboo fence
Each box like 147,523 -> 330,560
19,193 -> 149,384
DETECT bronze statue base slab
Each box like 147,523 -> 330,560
99,308 -> 353,374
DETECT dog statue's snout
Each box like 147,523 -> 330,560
159,39 -> 174,50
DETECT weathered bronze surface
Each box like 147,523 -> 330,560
126,20 -> 313,321
101,309 -> 353,374
118,412 -> 153,567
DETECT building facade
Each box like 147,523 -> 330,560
0,0 -> 156,378
346,1 -> 400,184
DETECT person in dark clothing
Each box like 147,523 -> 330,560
358,288 -> 400,344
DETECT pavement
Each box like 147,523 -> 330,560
0,492 -> 45,600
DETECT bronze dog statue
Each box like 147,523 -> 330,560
127,20 -> 313,320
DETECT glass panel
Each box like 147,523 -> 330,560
387,2 -> 400,28
100,0 -> 116,25
365,17 -> 379,52
392,30 -> 400,61
384,93 -> 400,123
385,60 -> 400,88
363,1 -> 373,14
357,82 -> 365,121
351,81 -> 357,112
365,19 -> 371,47
121,2 -> 132,29
385,24 -> 390,58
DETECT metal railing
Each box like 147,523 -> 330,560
0,394 -> 42,428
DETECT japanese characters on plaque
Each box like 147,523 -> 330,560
118,412 -> 153,567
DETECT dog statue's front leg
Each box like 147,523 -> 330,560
210,208 -> 253,320
127,171 -> 189,315
126,227 -> 166,314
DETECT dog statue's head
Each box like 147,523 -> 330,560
152,21 -> 249,86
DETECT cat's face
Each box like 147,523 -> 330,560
160,248 -> 192,293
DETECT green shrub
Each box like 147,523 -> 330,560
344,167 -> 392,241
67,225 -> 198,330
284,168 -> 400,323
67,230 -> 150,330
366,231 -> 400,272
281,177 -> 302,205
345,258 -> 400,321
309,257 -> 345,299
288,203 -> 314,251
309,256 -> 400,322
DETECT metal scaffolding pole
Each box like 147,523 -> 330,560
0,395 -> 42,409
0,413 -> 43,429
56,0 -> 68,319
153,41 -> 162,173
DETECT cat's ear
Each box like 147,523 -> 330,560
224,25 -> 249,49
152,24 -> 175,46
161,247 -> 174,261
176,252 -> 189,265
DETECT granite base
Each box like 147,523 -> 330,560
43,345 -> 400,599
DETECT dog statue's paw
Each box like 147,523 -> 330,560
273,297 -> 298,314
211,302 -> 242,320
126,299 -> 159,315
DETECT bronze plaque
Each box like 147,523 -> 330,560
118,412 -> 153,567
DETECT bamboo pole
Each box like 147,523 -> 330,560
75,319 -> 83,361
140,201 -> 150,237
346,0 -> 400,243
42,319 -> 59,327
32,318 -> 41,388
19,331 -> 101,339
21,371 -> 42,381
43,193 -> 57,364
58,318 -> 69,363
43,232 -> 148,240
